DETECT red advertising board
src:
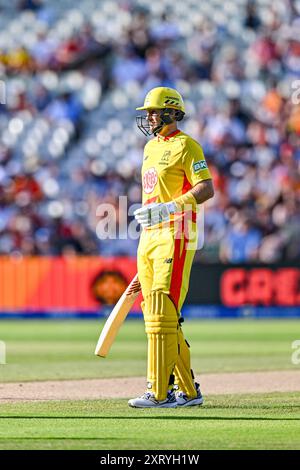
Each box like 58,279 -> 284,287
0,256 -> 139,313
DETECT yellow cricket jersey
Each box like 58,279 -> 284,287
138,129 -> 212,307
141,130 -> 212,209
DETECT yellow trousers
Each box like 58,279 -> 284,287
137,223 -> 197,400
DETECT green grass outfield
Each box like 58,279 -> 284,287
0,319 -> 299,449
0,394 -> 299,450
0,319 -> 298,382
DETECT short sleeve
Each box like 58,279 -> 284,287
182,137 -> 212,186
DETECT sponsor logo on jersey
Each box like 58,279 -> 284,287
143,167 -> 158,194
163,258 -> 173,264
144,155 -> 149,161
159,150 -> 170,165
193,160 -> 208,173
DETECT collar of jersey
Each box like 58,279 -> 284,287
157,130 -> 181,141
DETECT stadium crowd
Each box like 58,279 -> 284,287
0,0 -> 299,263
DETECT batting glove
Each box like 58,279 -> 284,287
134,202 -> 177,228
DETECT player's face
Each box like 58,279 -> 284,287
146,109 -> 161,132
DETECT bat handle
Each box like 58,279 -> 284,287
127,274 -> 141,295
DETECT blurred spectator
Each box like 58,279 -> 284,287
125,8 -> 153,59
18,0 -> 42,11
244,1 -> 261,31
31,32 -> 58,70
220,217 -> 262,263
44,92 -> 83,125
150,12 -> 180,43
111,45 -> 146,86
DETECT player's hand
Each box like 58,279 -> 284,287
134,202 -> 177,228
127,277 -> 141,295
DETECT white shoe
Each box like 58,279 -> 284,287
175,382 -> 204,407
128,389 -> 177,408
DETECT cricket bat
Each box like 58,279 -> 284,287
94,273 -> 141,357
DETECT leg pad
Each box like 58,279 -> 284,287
144,291 -> 178,400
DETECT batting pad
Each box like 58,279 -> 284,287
174,328 -> 197,398
143,291 -> 179,401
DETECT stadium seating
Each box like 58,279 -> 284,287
0,0 -> 299,262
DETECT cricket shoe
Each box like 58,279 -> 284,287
175,382 -> 204,407
128,389 -> 177,408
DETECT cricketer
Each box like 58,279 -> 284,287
129,87 -> 214,408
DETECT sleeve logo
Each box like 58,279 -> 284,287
193,160 -> 208,173
143,167 -> 158,194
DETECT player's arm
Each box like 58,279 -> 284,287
188,178 -> 214,204
171,140 -> 214,209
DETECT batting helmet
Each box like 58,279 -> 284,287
136,87 -> 185,136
